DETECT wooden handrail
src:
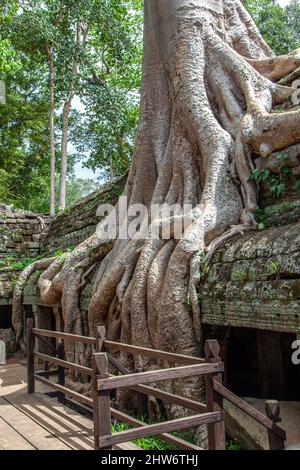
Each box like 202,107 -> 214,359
104,339 -> 205,364
35,369 -> 59,377
32,327 -> 206,364
97,362 -> 223,391
107,353 -> 208,413
35,334 -> 57,354
27,321 -> 287,451
34,374 -> 93,407
99,411 -> 224,449
34,352 -> 93,376
213,380 -> 286,440
33,328 -> 95,345
32,328 -> 209,365
110,408 -> 204,451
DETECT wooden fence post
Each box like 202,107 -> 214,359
92,326 -> 106,449
57,342 -> 65,404
96,326 -> 106,353
93,352 -> 112,450
204,340 -> 226,450
136,354 -> 148,418
265,400 -> 285,450
27,318 -> 35,394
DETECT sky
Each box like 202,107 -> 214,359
74,0 -> 293,181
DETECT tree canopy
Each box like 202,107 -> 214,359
1,0 -> 300,214
243,0 -> 300,54
0,0 -> 142,213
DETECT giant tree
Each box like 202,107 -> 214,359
13,0 -> 300,408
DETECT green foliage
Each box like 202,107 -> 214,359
266,259 -> 280,278
250,168 -> 270,184
0,0 -> 143,212
0,255 -> 35,271
111,420 -> 198,451
111,421 -> 172,450
243,0 -> 300,54
72,0 -> 143,179
294,177 -> 300,194
250,153 -> 293,200
269,179 -> 286,198
226,439 -> 242,450
0,1 -> 20,74
64,178 -> 98,207
198,250 -> 209,283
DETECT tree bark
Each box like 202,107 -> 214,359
47,46 -> 56,217
13,0 -> 300,418
58,22 -> 81,212
58,94 -> 73,212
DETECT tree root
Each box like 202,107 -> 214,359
205,224 -> 254,264
279,65 -> 300,86
247,49 -> 300,81
12,257 -> 57,346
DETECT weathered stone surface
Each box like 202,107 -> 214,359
0,328 -> 17,355
41,175 -> 126,254
201,221 -> 300,332
1,174 -> 300,341
225,398 -> 300,450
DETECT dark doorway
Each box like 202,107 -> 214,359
227,327 -> 259,397
0,305 -> 12,329
227,327 -> 300,401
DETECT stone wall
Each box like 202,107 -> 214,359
0,205 -> 51,305
201,220 -> 300,333
41,175 -> 126,254
0,204 -> 50,260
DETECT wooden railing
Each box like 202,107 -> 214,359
26,318 -> 287,451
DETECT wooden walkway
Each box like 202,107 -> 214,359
0,362 -> 95,450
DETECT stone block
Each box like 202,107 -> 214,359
25,241 -> 40,249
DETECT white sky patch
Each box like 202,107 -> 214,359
277,0 -> 291,6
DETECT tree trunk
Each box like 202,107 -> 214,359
58,22 -> 81,212
58,95 -> 73,212
13,0 -> 300,417
47,47 -> 56,216
109,153 -> 114,180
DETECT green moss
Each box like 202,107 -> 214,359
103,183 -> 124,204
255,199 -> 300,228
0,255 -> 36,271
231,270 -> 247,282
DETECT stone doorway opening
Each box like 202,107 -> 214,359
0,304 -> 12,329
203,325 -> 300,401
33,305 -> 58,354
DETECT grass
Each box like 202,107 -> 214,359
111,421 -> 173,450
226,439 -> 242,450
111,421 -> 198,450
112,420 -> 243,450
